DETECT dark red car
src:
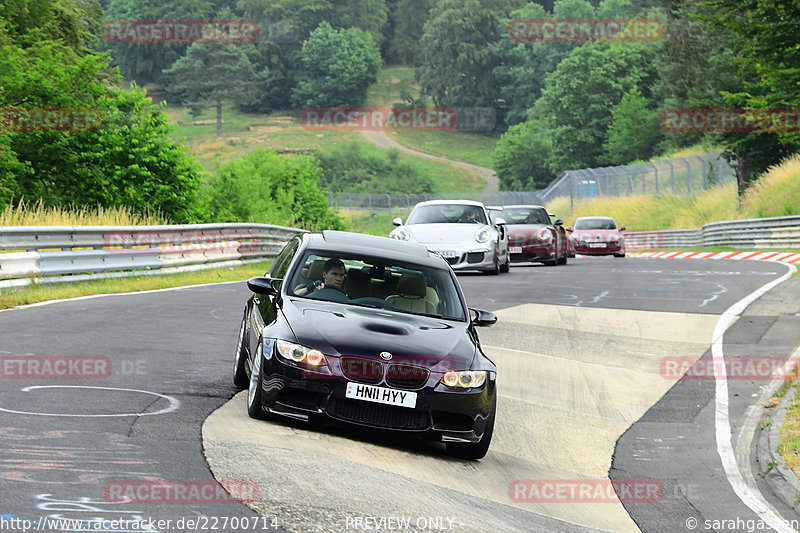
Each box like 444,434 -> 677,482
499,205 -> 569,266
571,216 -> 626,257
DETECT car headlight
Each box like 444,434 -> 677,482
441,370 -> 486,389
537,228 -> 553,242
276,340 -> 327,367
474,227 -> 491,243
390,228 -> 410,241
609,234 -> 620,242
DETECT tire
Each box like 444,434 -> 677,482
233,313 -> 249,389
614,252 -> 626,258
446,399 -> 496,460
558,253 -> 568,265
484,255 -> 500,275
246,341 -> 270,420
500,253 -> 510,273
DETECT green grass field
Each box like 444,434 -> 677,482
164,102 -> 484,193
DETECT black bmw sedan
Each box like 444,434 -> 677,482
233,230 -> 498,459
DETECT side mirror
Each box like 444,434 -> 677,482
469,308 -> 497,327
247,277 -> 280,296
548,212 -> 556,217
566,226 -> 574,232
619,226 -> 626,231
554,219 -> 564,226
494,217 -> 506,225
392,217 -> 403,226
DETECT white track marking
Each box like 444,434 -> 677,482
0,385 -> 180,417
713,261 -> 797,532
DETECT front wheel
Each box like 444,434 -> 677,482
246,341 -> 270,420
233,313 -> 249,389
484,255 -> 500,275
500,253 -> 510,273
446,399 -> 496,460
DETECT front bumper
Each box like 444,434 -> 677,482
574,241 -> 624,255
509,243 -> 555,263
256,341 -> 496,443
427,243 -> 500,271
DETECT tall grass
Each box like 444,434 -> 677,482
1,199 -> 169,226
740,155 -> 800,218
547,155 -> 800,230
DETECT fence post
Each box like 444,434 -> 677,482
683,157 -> 692,195
694,155 -> 708,190
648,162 -> 658,194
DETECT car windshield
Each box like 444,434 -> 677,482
406,204 -> 487,225
501,207 -> 550,225
574,218 -> 617,230
288,251 -> 466,321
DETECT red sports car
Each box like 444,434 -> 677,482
500,205 -> 569,266
571,216 -> 626,257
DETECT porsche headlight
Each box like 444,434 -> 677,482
390,228 -> 410,241
441,370 -> 487,389
276,340 -> 327,367
537,228 -> 553,242
609,234 -> 620,242
474,227 -> 491,243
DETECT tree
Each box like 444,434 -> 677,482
205,148 -> 344,231
291,22 -> 381,108
492,119 -> 555,190
417,0 -> 523,110
694,0 -> 800,191
603,87 -> 664,165
385,0 -> 433,64
102,0 -> 214,84
532,41 -> 660,170
0,0 -> 205,222
162,42 -> 256,137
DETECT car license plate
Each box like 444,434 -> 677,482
346,382 -> 417,408
589,243 -> 606,248
436,250 -> 458,258
509,246 -> 522,253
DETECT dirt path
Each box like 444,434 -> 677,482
360,130 -> 499,193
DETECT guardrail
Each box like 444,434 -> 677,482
0,223 -> 304,290
625,215 -> 800,250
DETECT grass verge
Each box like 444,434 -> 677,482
0,261 -> 272,310
780,383 -> 800,477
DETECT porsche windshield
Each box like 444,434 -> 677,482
288,251 -> 466,321
406,204 -> 487,225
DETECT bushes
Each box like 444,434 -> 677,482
315,143 -> 434,194
205,148 -> 343,231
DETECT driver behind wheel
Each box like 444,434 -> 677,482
295,258 -> 346,296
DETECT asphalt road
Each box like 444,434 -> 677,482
0,256 -> 797,533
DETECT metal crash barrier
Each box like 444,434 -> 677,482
0,223 -> 305,290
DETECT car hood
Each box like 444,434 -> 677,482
283,298 -> 477,370
405,223 -> 487,245
507,223 -> 549,236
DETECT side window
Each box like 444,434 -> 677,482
270,238 -> 300,279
